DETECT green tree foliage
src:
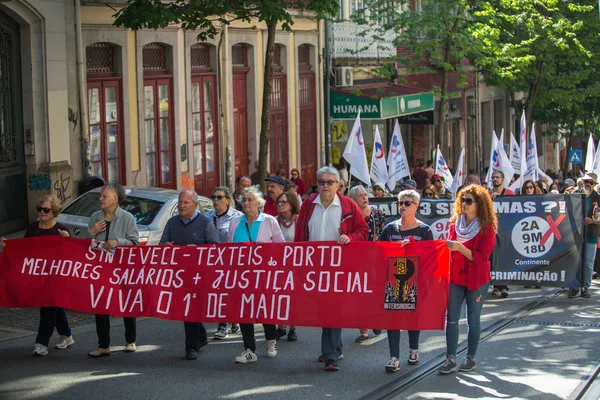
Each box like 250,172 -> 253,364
114,0 -> 338,190
353,0 -> 479,147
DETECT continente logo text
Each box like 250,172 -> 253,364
333,104 -> 379,114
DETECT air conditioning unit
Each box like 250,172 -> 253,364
335,67 -> 353,87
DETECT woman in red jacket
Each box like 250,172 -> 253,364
439,184 -> 497,375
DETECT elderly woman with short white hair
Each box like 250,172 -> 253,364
379,189 -> 433,373
228,186 -> 285,364
348,185 -> 386,343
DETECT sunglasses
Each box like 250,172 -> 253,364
397,201 -> 414,207
318,179 -> 337,186
423,192 -> 434,197
524,186 -> 534,190
277,200 -> 288,205
210,195 -> 226,200
433,179 -> 444,184
37,207 -> 52,214
461,197 -> 476,206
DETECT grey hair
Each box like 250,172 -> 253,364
179,189 -> 199,205
316,166 -> 340,181
242,186 -> 266,209
397,189 -> 421,204
348,185 -> 367,200
213,186 -> 235,209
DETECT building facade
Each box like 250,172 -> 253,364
0,0 -> 325,235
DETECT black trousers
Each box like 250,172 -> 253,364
184,322 -> 208,351
594,247 -> 600,276
35,307 -> 71,346
95,314 -> 136,349
240,324 -> 276,352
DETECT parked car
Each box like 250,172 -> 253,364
56,187 -> 214,245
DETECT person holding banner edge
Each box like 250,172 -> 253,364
489,171 -> 513,298
295,166 -> 368,372
229,186 -> 285,364
439,185 -> 497,374
87,184 -> 139,358
568,173 -> 600,299
379,189 -> 433,373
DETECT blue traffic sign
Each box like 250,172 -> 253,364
569,150 -> 583,164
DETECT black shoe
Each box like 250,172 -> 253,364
324,359 -> 340,371
581,288 -> 591,298
373,329 -> 382,335
501,289 -> 509,298
568,288 -> 580,298
287,330 -> 297,342
355,335 -> 369,343
275,328 -> 287,340
231,324 -> 241,334
198,339 -> 208,349
185,349 -> 197,360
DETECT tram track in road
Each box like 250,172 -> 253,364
360,288 -> 564,400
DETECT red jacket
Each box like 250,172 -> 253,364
295,192 -> 368,242
263,197 -> 278,217
448,223 -> 496,290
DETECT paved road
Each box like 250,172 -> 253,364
0,285 -> 599,399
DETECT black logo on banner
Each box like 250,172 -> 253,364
384,257 -> 418,310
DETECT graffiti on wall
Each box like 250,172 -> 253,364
28,173 -> 52,192
53,173 -> 72,204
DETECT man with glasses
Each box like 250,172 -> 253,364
295,166 -> 368,371
489,171 -> 514,200
264,176 -> 287,216
431,174 -> 452,199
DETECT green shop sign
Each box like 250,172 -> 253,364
330,90 -> 435,120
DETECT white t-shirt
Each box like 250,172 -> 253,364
308,194 -> 342,241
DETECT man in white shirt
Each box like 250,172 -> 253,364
295,166 -> 368,371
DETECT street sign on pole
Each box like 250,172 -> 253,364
569,150 -> 583,164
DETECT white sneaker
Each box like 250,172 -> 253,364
266,339 -> 277,358
55,335 -> 75,349
214,327 -> 229,340
385,356 -> 400,373
33,343 -> 48,357
408,349 -> 419,365
235,348 -> 258,364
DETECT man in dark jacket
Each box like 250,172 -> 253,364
295,167 -> 368,371
160,190 -> 220,360
569,173 -> 600,298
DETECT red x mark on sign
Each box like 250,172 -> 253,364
540,215 -> 565,246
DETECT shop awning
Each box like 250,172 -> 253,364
330,84 -> 435,120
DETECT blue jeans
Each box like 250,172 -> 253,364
387,330 -> 420,358
445,282 -> 489,360
321,328 -> 343,360
574,242 -> 596,290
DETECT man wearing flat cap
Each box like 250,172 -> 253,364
264,176 -> 286,216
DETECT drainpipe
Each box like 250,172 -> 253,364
324,19 -> 332,166
75,0 -> 90,178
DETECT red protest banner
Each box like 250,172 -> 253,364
0,237 -> 449,330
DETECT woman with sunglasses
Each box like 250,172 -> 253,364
379,189 -> 433,372
274,191 -> 302,341
439,185 -> 497,374
205,186 -> 243,340
519,180 -> 542,196
348,185 -> 386,343
88,184 -> 139,358
290,168 -> 306,197
14,195 -> 74,356
422,184 -> 439,199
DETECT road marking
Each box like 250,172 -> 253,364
360,332 -> 388,345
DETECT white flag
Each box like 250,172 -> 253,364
434,145 -> 454,190
386,120 -> 410,191
488,132 -> 515,188
509,133 -> 521,172
519,111 -> 527,179
342,111 -> 371,186
450,148 -> 465,195
524,122 -> 539,182
585,132 -> 595,173
537,168 -> 552,189
591,140 -> 600,176
370,126 -> 388,188
485,131 -> 499,187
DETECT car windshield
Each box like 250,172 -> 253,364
62,192 -> 165,226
